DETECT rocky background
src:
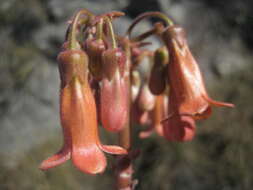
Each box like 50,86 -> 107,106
0,0 -> 253,189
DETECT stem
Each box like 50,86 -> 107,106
104,16 -> 117,49
68,9 -> 93,50
131,27 -> 158,42
126,11 -> 174,39
114,38 -> 135,190
96,19 -> 104,40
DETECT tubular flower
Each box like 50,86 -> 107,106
40,49 -> 127,174
162,25 -> 234,120
100,48 -> 129,132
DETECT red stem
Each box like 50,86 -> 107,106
114,38 -> 136,190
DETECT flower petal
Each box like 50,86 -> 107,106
203,95 -> 235,108
72,145 -> 107,174
39,149 -> 71,170
99,144 -> 127,155
163,114 -> 196,142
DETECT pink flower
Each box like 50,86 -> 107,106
100,48 -> 129,132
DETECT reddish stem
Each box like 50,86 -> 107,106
114,38 -> 136,190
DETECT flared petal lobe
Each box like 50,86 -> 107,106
163,114 -> 196,141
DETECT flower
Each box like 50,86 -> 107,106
162,25 -> 234,120
39,49 -> 127,174
100,48 -> 129,132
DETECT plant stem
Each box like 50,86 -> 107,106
126,11 -> 174,39
104,17 -> 117,49
114,38 -> 135,190
68,9 -> 93,50
115,120 -> 133,190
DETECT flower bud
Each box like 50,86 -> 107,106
149,47 -> 168,95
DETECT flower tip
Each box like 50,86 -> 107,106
72,148 -> 107,175
163,115 -> 196,142
100,145 -> 128,155
139,130 -> 153,139
204,96 -> 235,108
39,151 -> 71,170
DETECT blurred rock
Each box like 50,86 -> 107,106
33,22 -> 67,59
48,0 -> 128,21
0,56 -> 60,167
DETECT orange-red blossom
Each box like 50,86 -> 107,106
39,49 -> 126,174
161,25 -> 234,141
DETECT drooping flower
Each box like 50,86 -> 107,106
162,25 -> 234,120
40,49 -> 127,174
100,48 -> 129,132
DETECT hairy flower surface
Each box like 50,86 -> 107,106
40,49 -> 126,174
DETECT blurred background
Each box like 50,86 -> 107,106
0,0 -> 252,189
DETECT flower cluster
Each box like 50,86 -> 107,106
40,10 -> 234,175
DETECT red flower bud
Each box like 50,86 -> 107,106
40,49 -> 127,174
